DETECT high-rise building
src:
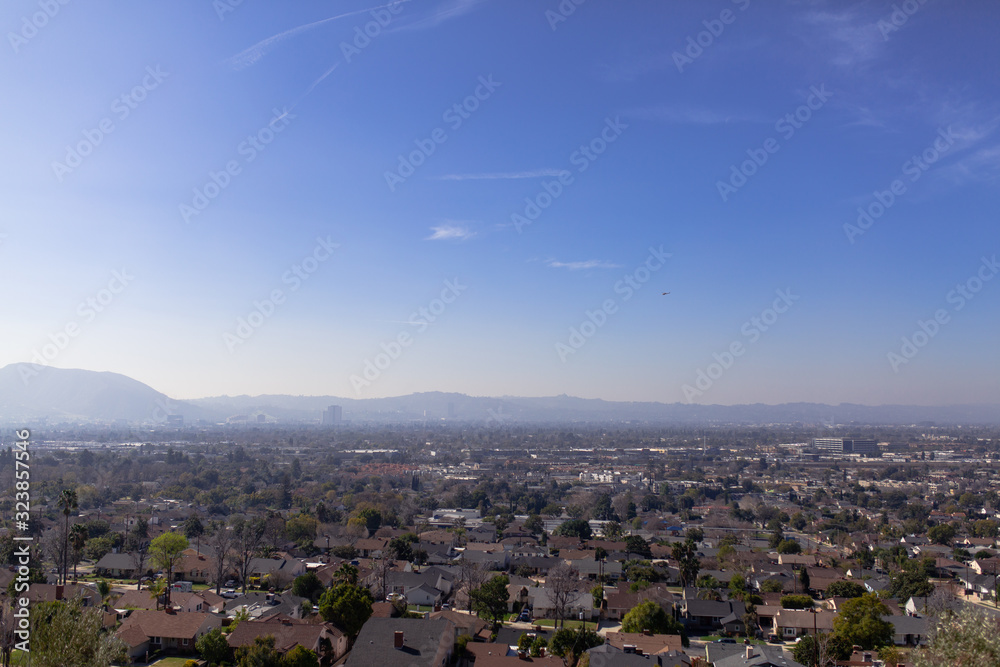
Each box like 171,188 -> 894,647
813,437 -> 878,456
322,405 -> 342,425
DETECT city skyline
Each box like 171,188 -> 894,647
2,1 -> 998,405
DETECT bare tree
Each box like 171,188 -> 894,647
205,521 -> 238,595
262,513 -> 287,555
125,539 -> 149,590
547,564 -> 580,629
232,516 -> 266,594
370,555 -> 392,602
458,557 -> 489,612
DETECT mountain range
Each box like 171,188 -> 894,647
1,363 -> 997,426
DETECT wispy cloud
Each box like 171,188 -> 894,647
799,8 -> 884,68
390,0 -> 487,33
935,144 -> 1000,185
426,223 -> 475,241
624,105 -> 769,125
546,259 -> 621,271
225,2 -> 409,70
434,169 -> 565,181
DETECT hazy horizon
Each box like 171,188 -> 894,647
2,1 -> 998,406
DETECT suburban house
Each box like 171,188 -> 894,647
771,609 -> 837,640
115,609 -> 223,660
94,552 -> 140,579
344,618 -> 455,667
227,616 -> 348,663
681,599 -> 746,635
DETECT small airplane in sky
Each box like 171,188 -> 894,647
662,292 -> 670,295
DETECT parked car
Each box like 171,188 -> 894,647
518,609 -> 532,622
222,589 -> 238,599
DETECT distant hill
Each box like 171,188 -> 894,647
1,364 -> 997,425
190,392 -> 1000,425
0,363 -> 210,424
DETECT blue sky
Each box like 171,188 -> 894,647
1,0 -> 998,405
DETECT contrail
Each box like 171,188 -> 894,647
226,2 -> 411,70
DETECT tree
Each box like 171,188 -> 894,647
887,567 -> 935,600
235,635 -> 281,667
232,516 -> 267,594
69,523 -> 88,582
912,605 -> 1000,667
387,535 -> 415,562
791,632 -> 851,667
184,516 -> 205,553
548,565 -> 580,629
601,521 -> 624,541
458,557 -> 490,612
799,567 -> 811,593
471,574 -> 510,629
205,521 -> 238,595
778,539 -> 802,555
625,535 -> 652,559
28,598 -> 128,667
591,584 -> 604,609
826,580 -> 866,598
672,539 -> 700,588
59,488 -> 78,585
125,528 -> 151,590
148,577 -> 168,610
319,579 -> 374,641
554,519 -> 592,541
832,593 -> 893,650
149,532 -> 189,606
550,627 -> 604,661
196,627 -> 229,665
685,527 -> 704,543
622,599 -> 684,639
281,645 -> 320,667
292,571 -> 324,602
780,594 -> 814,609
760,579 -> 784,593
524,514 -> 545,536
878,644 -> 903,667
928,523 -> 956,546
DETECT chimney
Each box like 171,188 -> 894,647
394,631 -> 404,649
746,645 -> 754,659
642,628 -> 651,636
55,585 -> 64,600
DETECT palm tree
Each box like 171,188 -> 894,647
69,524 -> 88,582
59,488 -> 78,585
148,577 -> 167,611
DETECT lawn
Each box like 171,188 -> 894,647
150,658 -> 195,667
530,619 -> 596,631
